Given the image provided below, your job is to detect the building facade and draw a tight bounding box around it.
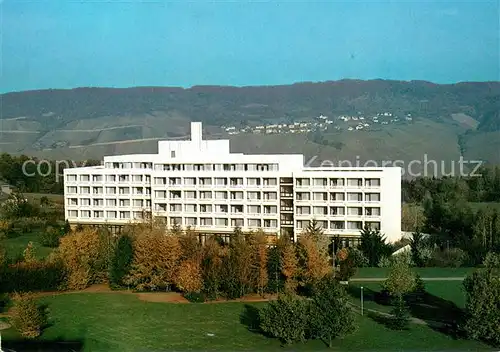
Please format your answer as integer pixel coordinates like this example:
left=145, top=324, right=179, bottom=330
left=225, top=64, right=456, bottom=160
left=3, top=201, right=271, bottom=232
left=64, top=122, right=401, bottom=242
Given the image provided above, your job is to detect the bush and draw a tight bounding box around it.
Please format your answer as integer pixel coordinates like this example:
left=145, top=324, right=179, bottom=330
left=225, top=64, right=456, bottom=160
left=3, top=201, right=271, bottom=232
left=429, top=248, right=468, bottom=267
left=390, top=295, right=411, bottom=330
left=348, top=248, right=369, bottom=267
left=378, top=256, right=391, bottom=268
left=10, top=292, right=47, bottom=339
left=407, top=274, right=426, bottom=304
left=39, top=226, right=62, bottom=248
left=0, top=260, right=66, bottom=293
left=259, top=293, right=310, bottom=346
left=184, top=291, right=205, bottom=303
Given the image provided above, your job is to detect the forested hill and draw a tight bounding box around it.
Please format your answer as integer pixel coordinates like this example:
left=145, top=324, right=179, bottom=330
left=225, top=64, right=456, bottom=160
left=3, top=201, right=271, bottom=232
left=0, top=79, right=499, bottom=169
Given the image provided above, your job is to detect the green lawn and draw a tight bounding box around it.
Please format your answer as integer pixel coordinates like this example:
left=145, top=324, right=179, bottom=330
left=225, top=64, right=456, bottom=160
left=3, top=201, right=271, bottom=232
left=353, top=267, right=475, bottom=279
left=1, top=231, right=53, bottom=259
left=1, top=293, right=493, bottom=352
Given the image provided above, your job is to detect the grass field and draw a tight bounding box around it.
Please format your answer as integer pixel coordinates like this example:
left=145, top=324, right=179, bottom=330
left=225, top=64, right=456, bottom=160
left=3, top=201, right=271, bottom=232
left=1, top=291, right=493, bottom=352
left=1, top=231, right=53, bottom=259
left=353, top=267, right=475, bottom=279
left=24, top=193, right=64, bottom=206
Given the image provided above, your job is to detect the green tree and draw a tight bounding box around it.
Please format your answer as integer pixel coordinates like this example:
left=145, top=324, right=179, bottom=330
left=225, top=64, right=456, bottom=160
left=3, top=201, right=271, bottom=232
left=309, top=275, right=356, bottom=347
left=409, top=231, right=426, bottom=267
left=259, top=293, right=310, bottom=346
left=359, top=225, right=392, bottom=267
left=109, top=234, right=134, bottom=288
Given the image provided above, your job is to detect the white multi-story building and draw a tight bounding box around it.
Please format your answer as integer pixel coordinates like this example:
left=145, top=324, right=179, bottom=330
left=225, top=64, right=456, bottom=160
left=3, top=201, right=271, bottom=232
left=64, top=122, right=401, bottom=242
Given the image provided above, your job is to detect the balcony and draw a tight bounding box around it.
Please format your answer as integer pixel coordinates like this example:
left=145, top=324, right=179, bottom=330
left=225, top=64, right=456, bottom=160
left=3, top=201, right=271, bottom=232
left=280, top=193, right=293, bottom=198
left=280, top=220, right=294, bottom=226
left=280, top=206, right=293, bottom=212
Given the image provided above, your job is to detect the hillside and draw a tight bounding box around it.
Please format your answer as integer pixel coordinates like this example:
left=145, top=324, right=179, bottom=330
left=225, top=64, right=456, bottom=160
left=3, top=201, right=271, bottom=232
left=0, top=79, right=499, bottom=175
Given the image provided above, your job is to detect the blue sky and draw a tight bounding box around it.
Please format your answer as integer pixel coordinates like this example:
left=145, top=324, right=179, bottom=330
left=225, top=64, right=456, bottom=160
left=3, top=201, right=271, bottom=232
left=1, top=0, right=499, bottom=93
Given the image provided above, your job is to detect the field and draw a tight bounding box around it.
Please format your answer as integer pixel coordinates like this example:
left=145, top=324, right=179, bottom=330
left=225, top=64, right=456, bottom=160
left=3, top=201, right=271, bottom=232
left=1, top=231, right=53, bottom=259
left=0, top=284, right=494, bottom=352
left=353, top=267, right=474, bottom=279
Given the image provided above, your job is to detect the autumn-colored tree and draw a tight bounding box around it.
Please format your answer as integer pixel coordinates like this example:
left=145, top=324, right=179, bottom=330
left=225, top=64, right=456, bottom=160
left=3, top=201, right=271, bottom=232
left=10, top=292, right=47, bottom=338
left=57, top=228, right=104, bottom=289
left=297, top=233, right=331, bottom=288
left=248, top=230, right=269, bottom=296
left=124, top=226, right=182, bottom=291
left=23, top=241, right=37, bottom=264
left=278, top=236, right=299, bottom=293
left=175, top=229, right=203, bottom=293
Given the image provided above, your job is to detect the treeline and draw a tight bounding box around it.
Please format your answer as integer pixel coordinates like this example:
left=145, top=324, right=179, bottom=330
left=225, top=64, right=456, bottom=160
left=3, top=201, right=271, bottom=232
left=402, top=166, right=500, bottom=203
left=0, top=153, right=99, bottom=194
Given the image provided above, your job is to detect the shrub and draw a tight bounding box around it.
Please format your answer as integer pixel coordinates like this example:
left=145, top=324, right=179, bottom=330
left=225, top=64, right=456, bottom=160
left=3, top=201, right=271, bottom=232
left=39, top=226, right=62, bottom=248
left=259, top=293, right=310, bottom=346
left=309, top=275, right=357, bottom=347
left=348, top=248, right=369, bottom=267
left=391, top=251, right=415, bottom=267
left=10, top=292, right=47, bottom=338
left=378, top=256, right=391, bottom=268
left=175, top=259, right=203, bottom=293
left=407, top=274, right=426, bottom=304
left=429, top=248, right=468, bottom=267
left=0, top=260, right=66, bottom=293
left=337, top=253, right=356, bottom=281
left=184, top=291, right=205, bottom=303
left=390, top=295, right=411, bottom=330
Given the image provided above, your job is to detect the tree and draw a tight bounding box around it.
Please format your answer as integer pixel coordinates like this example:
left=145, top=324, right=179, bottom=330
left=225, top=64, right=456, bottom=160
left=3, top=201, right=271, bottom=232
left=409, top=231, right=426, bottom=267
left=279, top=237, right=299, bottom=293
left=304, top=219, right=324, bottom=238
left=463, top=257, right=500, bottom=346
left=109, top=234, right=134, bottom=288
left=259, top=293, right=310, bottom=346
left=23, top=241, right=37, bottom=264
left=382, top=258, right=416, bottom=330
left=297, top=232, right=331, bottom=289
left=124, top=226, right=182, bottom=291
left=309, top=275, right=357, bottom=347
left=201, top=235, right=225, bottom=299
left=248, top=230, right=269, bottom=296
left=10, top=292, right=47, bottom=338
left=359, top=225, right=392, bottom=267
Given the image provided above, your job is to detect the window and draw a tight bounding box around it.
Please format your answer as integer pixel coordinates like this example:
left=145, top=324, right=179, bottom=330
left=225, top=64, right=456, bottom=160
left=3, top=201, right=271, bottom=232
left=66, top=175, right=77, bottom=182
left=313, top=206, right=328, bottom=215
left=119, top=199, right=130, bottom=207
left=107, top=211, right=117, bottom=218
left=155, top=190, right=166, bottom=198
left=93, top=187, right=103, bottom=194
left=231, top=218, right=244, bottom=227
left=365, top=193, right=381, bottom=202
left=133, top=175, right=143, bottom=182
left=215, top=218, right=228, bottom=226
left=263, top=178, right=277, bottom=186
left=185, top=204, right=197, bottom=213
left=171, top=150, right=176, bottom=158
left=347, top=178, right=363, bottom=187
left=312, top=178, right=327, bottom=187
left=199, top=177, right=212, bottom=186
left=331, top=192, right=345, bottom=201
left=93, top=210, right=104, bottom=218
left=247, top=205, right=261, bottom=214
left=80, top=175, right=90, bottom=182
left=248, top=219, right=261, bottom=228
left=106, top=199, right=117, bottom=207
left=296, top=206, right=311, bottom=215
left=215, top=177, right=227, bottom=186
left=365, top=207, right=381, bottom=216
left=313, top=192, right=327, bottom=201
left=80, top=210, right=91, bottom=218
left=169, top=177, right=181, bottom=185
left=263, top=205, right=277, bottom=214
left=330, top=221, right=345, bottom=230
left=133, top=199, right=143, bottom=207
left=185, top=217, right=197, bottom=226
left=133, top=187, right=143, bottom=195
left=347, top=207, right=362, bottom=216
left=67, top=186, right=77, bottom=194
left=155, top=177, right=166, bottom=185
left=156, top=203, right=167, bottom=212
left=118, top=175, right=129, bottom=182
left=169, top=191, right=181, bottom=199
left=347, top=221, right=363, bottom=230
left=296, top=220, right=308, bottom=229
left=170, top=217, right=182, bottom=225
left=200, top=218, right=213, bottom=226
left=184, top=191, right=197, bottom=199
left=230, top=191, right=244, bottom=200
left=169, top=204, right=182, bottom=212
left=68, top=198, right=78, bottom=206
left=365, top=221, right=381, bottom=230
left=365, top=178, right=381, bottom=187
left=92, top=175, right=103, bottom=182
left=68, top=210, right=78, bottom=217
left=184, top=177, right=196, bottom=186
left=80, top=186, right=90, bottom=194
left=118, top=187, right=129, bottom=195
left=296, top=192, right=310, bottom=201
left=330, top=206, right=345, bottom=216
left=81, top=198, right=91, bottom=206
left=231, top=205, right=244, bottom=213
left=247, top=178, right=261, bottom=186
left=199, top=191, right=212, bottom=199
left=200, top=204, right=212, bottom=213
left=263, top=192, right=277, bottom=200
left=106, top=187, right=116, bottom=195
left=347, top=192, right=363, bottom=202
left=133, top=211, right=144, bottom=220
left=230, top=178, right=243, bottom=186
left=93, top=198, right=104, bottom=207
left=330, top=178, right=344, bottom=187
left=247, top=192, right=261, bottom=200
left=264, top=219, right=278, bottom=228
left=296, top=178, right=310, bottom=187
left=106, top=175, right=116, bottom=182
left=215, top=191, right=227, bottom=200
left=215, top=204, right=228, bottom=213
